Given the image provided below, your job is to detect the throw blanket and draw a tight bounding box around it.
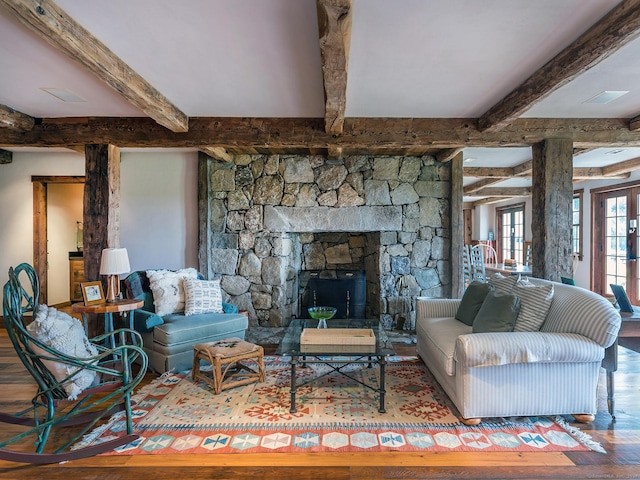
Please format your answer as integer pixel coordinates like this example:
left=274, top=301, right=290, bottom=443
left=27, top=305, right=98, bottom=399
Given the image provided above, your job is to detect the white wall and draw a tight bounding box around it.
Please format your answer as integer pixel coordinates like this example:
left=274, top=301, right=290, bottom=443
left=0, top=149, right=199, bottom=307
left=120, top=150, right=199, bottom=271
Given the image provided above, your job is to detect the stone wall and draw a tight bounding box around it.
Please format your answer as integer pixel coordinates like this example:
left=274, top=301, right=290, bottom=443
left=200, top=153, right=451, bottom=331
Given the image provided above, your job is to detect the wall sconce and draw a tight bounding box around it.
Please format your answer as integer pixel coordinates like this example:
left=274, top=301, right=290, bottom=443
left=100, top=248, right=131, bottom=302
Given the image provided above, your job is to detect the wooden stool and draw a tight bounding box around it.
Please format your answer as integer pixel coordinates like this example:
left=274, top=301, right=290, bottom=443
left=192, top=338, right=265, bottom=394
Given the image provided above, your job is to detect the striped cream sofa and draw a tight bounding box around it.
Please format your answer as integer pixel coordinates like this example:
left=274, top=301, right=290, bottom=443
left=416, top=278, right=621, bottom=425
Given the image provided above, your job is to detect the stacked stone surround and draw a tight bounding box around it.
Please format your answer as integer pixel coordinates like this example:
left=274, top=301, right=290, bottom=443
left=202, top=153, right=452, bottom=331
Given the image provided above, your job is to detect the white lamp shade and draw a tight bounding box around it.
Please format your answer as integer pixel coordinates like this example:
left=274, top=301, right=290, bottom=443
left=100, top=248, right=131, bottom=275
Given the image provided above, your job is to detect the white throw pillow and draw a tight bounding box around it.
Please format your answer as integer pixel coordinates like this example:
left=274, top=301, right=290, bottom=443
left=513, top=278, right=554, bottom=331
left=183, top=278, right=224, bottom=316
left=146, top=268, right=198, bottom=316
left=27, top=305, right=99, bottom=400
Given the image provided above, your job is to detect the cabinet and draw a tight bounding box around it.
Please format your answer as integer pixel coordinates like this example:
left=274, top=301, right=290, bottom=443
left=69, top=254, right=84, bottom=302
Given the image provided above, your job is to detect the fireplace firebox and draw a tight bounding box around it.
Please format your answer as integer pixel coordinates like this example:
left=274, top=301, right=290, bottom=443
left=301, top=270, right=366, bottom=319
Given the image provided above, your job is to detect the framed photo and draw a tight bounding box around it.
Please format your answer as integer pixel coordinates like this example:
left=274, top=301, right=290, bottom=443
left=81, top=281, right=104, bottom=306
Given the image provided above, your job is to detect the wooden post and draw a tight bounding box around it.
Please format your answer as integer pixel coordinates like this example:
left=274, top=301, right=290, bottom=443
left=198, top=151, right=214, bottom=278
left=531, top=138, right=574, bottom=281
left=83, top=144, right=121, bottom=335
left=451, top=151, right=464, bottom=298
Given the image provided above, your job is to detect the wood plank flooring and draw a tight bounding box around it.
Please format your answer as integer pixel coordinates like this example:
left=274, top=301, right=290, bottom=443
left=0, top=329, right=638, bottom=480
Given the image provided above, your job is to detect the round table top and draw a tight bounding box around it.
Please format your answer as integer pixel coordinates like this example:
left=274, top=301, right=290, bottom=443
left=72, top=298, right=143, bottom=314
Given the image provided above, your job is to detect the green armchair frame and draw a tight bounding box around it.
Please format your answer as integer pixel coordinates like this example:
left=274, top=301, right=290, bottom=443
left=0, top=263, right=148, bottom=464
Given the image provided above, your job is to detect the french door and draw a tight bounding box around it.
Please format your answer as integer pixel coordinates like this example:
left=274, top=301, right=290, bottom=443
left=594, top=186, right=640, bottom=303
left=497, top=204, right=524, bottom=264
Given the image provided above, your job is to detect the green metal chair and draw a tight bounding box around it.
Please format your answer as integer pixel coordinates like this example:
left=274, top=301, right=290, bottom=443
left=0, top=263, right=148, bottom=464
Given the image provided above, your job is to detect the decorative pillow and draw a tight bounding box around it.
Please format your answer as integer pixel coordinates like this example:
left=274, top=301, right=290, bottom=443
left=27, top=305, right=98, bottom=400
left=455, top=281, right=493, bottom=326
left=472, top=291, right=521, bottom=333
left=513, top=278, right=554, bottom=331
left=488, top=273, right=518, bottom=294
left=146, top=268, right=198, bottom=316
left=184, top=278, right=224, bottom=316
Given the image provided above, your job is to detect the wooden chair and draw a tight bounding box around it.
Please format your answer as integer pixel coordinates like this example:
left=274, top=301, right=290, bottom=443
left=0, top=263, right=148, bottom=464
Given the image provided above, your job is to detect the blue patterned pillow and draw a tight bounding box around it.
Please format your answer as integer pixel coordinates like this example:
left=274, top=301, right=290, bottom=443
left=183, top=278, right=224, bottom=316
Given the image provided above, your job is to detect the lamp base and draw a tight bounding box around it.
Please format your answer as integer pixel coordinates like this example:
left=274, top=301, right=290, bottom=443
left=105, top=274, right=120, bottom=302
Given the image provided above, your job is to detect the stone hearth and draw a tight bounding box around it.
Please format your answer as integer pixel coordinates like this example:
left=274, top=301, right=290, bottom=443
left=199, top=153, right=452, bottom=331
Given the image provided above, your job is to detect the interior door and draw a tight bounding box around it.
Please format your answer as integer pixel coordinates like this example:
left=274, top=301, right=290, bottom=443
left=596, top=188, right=640, bottom=303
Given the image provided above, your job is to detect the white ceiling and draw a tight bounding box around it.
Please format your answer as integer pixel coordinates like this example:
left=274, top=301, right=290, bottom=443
left=2, top=0, right=640, bottom=202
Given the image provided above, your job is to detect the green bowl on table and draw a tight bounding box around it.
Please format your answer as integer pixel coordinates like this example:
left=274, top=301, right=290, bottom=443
left=308, top=306, right=337, bottom=328
left=308, top=306, right=337, bottom=320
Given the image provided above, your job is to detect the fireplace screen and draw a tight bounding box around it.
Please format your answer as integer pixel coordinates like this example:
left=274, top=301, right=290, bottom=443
left=303, top=270, right=366, bottom=319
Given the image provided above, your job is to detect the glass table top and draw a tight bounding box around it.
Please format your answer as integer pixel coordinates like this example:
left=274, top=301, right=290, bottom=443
left=275, top=317, right=396, bottom=357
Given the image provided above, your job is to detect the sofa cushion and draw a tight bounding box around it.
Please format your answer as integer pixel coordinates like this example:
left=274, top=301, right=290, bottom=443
left=415, top=316, right=471, bottom=376
left=472, top=291, right=520, bottom=333
left=151, top=312, right=248, bottom=347
left=513, top=278, right=554, bottom=331
left=147, top=268, right=198, bottom=316
left=455, top=281, right=493, bottom=326
left=488, top=273, right=518, bottom=294
left=184, top=278, right=224, bottom=316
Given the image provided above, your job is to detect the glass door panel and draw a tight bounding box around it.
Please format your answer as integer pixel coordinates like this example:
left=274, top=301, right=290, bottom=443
left=604, top=195, right=627, bottom=294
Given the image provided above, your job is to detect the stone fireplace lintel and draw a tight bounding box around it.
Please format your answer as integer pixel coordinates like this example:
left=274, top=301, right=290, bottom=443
left=264, top=205, right=403, bottom=233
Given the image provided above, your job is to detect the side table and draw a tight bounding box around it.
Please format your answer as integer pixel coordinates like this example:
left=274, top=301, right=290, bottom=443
left=72, top=298, right=143, bottom=348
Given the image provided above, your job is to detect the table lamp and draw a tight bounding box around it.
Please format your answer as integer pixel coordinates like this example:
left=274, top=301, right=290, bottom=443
left=100, top=248, right=130, bottom=302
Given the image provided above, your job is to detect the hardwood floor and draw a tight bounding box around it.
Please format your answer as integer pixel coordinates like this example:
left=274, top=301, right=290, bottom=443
left=0, top=329, right=639, bottom=480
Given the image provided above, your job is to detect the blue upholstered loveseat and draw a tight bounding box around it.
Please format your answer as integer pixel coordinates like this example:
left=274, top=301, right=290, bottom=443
left=123, top=270, right=248, bottom=373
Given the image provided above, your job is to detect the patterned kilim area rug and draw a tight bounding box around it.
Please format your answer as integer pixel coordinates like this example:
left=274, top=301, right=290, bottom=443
left=76, top=356, right=604, bottom=455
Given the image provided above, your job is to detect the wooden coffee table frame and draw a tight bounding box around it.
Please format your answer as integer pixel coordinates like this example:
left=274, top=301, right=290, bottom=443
left=288, top=353, right=388, bottom=413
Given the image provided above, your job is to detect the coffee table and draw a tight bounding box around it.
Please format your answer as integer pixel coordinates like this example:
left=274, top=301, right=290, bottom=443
left=275, top=318, right=396, bottom=413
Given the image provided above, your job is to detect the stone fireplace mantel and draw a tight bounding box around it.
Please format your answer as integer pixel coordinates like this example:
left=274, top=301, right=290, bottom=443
left=264, top=205, right=403, bottom=233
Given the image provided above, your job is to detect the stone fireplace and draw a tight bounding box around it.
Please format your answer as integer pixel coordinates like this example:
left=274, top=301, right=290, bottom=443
left=199, top=153, right=452, bottom=331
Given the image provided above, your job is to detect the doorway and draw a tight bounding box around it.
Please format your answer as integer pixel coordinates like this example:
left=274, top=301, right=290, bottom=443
left=32, top=176, right=84, bottom=305
left=593, top=183, right=640, bottom=303
left=496, top=203, right=525, bottom=264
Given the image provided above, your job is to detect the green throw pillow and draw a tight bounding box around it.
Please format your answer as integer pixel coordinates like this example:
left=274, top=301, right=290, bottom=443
left=456, top=281, right=493, bottom=326
left=472, top=291, right=521, bottom=333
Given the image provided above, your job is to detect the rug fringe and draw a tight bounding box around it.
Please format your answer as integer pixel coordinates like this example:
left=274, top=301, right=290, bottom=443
left=554, top=416, right=605, bottom=453
left=70, top=421, right=114, bottom=451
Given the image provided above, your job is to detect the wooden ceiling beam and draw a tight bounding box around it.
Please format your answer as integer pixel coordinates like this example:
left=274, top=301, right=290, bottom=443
left=471, top=197, right=510, bottom=207
left=463, top=167, right=513, bottom=178
left=0, top=103, right=35, bottom=131
left=436, top=148, right=463, bottom=163
left=317, top=0, right=352, bottom=135
left=478, top=0, right=640, bottom=132
left=2, top=0, right=188, bottom=133
left=200, top=147, right=234, bottom=162
left=573, top=168, right=629, bottom=179
left=472, top=187, right=531, bottom=197
left=601, top=156, right=640, bottom=176
left=3, top=117, right=640, bottom=150
left=463, top=177, right=505, bottom=194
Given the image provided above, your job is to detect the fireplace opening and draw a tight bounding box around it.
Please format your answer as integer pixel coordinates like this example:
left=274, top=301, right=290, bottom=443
left=301, top=270, right=366, bottom=319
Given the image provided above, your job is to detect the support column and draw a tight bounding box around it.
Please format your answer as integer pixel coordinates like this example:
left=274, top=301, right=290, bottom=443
left=450, top=151, right=464, bottom=298
left=531, top=138, right=573, bottom=281
left=83, top=144, right=121, bottom=284
left=198, top=151, right=214, bottom=278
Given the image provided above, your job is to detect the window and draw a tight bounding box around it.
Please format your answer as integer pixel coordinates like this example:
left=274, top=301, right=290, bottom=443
left=496, top=203, right=525, bottom=264
left=572, top=189, right=583, bottom=260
